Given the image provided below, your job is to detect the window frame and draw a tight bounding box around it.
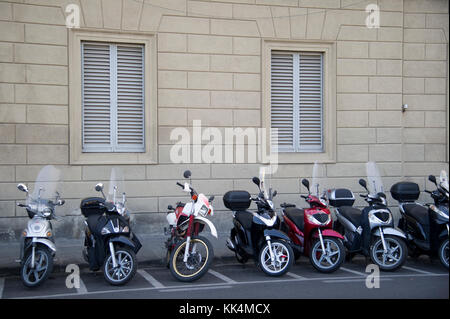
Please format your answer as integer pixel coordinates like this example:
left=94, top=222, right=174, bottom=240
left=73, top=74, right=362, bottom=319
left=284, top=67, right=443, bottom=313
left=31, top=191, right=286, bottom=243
left=69, top=29, right=157, bottom=165
left=262, top=40, right=336, bottom=164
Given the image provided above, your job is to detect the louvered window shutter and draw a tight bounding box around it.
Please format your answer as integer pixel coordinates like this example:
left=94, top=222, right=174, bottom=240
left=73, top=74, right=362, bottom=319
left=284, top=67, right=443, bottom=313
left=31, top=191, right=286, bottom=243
left=271, top=51, right=323, bottom=152
left=82, top=42, right=145, bottom=153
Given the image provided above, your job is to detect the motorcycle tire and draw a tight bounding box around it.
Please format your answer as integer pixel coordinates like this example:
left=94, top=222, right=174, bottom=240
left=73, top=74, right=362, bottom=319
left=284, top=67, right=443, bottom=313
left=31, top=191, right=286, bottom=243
left=21, top=246, right=53, bottom=288
left=258, top=239, right=293, bottom=277
left=169, top=236, right=214, bottom=282
left=310, top=237, right=345, bottom=273
left=438, top=239, right=449, bottom=269
left=103, top=246, right=137, bottom=286
left=370, top=235, right=407, bottom=271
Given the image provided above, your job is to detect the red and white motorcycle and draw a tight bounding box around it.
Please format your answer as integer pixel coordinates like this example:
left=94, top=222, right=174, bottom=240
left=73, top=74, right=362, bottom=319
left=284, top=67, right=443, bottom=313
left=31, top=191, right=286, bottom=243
left=165, top=170, right=217, bottom=282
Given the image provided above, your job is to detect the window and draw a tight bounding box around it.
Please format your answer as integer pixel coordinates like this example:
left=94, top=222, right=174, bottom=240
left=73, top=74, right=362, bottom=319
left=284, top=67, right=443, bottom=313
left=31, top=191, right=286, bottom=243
left=271, top=51, right=323, bottom=152
left=69, top=30, right=157, bottom=165
left=262, top=41, right=336, bottom=164
left=82, top=42, right=145, bottom=153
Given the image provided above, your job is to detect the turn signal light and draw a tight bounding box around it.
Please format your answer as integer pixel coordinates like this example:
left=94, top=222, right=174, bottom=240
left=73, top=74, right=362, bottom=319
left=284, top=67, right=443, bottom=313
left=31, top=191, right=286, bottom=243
left=46, top=231, right=52, bottom=237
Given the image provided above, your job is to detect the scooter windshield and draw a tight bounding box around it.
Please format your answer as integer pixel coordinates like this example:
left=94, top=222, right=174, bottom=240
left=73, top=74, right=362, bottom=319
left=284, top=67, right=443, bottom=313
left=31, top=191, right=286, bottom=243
left=440, top=170, right=449, bottom=194
left=259, top=165, right=274, bottom=200
left=366, top=161, right=384, bottom=196
left=28, top=165, right=62, bottom=203
left=311, top=161, right=327, bottom=197
left=106, top=167, right=125, bottom=204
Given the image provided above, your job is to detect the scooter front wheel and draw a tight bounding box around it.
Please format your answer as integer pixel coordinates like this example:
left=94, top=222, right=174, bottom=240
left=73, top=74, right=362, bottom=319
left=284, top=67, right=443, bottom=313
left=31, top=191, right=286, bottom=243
left=310, top=237, right=345, bottom=273
left=258, top=240, right=293, bottom=277
left=103, top=246, right=137, bottom=286
left=21, top=246, right=53, bottom=288
left=169, top=236, right=213, bottom=282
left=370, top=235, right=407, bottom=271
left=438, top=239, right=449, bottom=269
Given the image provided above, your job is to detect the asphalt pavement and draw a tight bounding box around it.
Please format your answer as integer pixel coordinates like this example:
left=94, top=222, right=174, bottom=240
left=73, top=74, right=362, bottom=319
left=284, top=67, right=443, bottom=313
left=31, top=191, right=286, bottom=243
left=0, top=255, right=448, bottom=299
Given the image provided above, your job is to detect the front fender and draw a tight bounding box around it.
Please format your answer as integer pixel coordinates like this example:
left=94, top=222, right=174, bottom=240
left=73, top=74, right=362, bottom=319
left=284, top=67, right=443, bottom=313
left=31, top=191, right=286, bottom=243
left=373, top=227, right=406, bottom=239
left=312, top=229, right=344, bottom=240
left=32, top=238, right=56, bottom=252
left=263, top=229, right=291, bottom=242
left=109, top=236, right=137, bottom=250
left=195, top=216, right=218, bottom=239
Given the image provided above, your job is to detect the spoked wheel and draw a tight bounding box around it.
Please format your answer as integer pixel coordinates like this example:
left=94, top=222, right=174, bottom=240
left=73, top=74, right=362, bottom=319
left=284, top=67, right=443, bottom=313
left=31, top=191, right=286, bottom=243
left=169, top=236, right=213, bottom=282
left=438, top=239, right=449, bottom=269
left=370, top=235, right=407, bottom=271
left=21, top=247, right=53, bottom=288
left=258, top=240, right=293, bottom=276
left=310, top=237, right=345, bottom=273
left=103, top=246, right=137, bottom=286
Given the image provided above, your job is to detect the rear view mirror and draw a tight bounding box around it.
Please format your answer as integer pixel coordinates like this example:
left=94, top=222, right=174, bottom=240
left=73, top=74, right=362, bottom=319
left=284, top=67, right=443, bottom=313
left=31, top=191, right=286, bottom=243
left=209, top=195, right=215, bottom=202
left=252, top=177, right=260, bottom=187
left=17, top=183, right=28, bottom=193
left=301, top=179, right=310, bottom=192
left=57, top=199, right=65, bottom=206
left=428, top=175, right=437, bottom=185
left=359, top=179, right=368, bottom=190
left=95, top=183, right=104, bottom=192
left=183, top=170, right=192, bottom=179
left=272, top=190, right=277, bottom=198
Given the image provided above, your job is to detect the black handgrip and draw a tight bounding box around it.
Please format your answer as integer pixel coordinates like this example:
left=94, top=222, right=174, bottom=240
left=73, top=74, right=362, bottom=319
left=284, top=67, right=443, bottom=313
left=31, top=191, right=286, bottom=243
left=17, top=203, right=26, bottom=207
left=360, top=194, right=367, bottom=198
left=176, top=182, right=184, bottom=188
left=301, top=195, right=308, bottom=199
left=424, top=190, right=432, bottom=194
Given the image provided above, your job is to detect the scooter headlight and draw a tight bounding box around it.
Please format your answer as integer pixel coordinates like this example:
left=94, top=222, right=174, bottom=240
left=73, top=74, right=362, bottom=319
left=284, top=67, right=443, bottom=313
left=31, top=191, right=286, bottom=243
left=199, top=205, right=209, bottom=217
left=368, top=209, right=392, bottom=225
left=307, top=212, right=330, bottom=226
left=42, top=207, right=52, bottom=217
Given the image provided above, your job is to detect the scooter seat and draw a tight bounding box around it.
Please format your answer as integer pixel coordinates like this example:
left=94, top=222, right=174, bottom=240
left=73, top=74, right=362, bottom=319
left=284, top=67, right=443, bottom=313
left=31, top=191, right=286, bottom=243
left=338, top=206, right=362, bottom=227
left=284, top=207, right=304, bottom=231
left=235, top=210, right=254, bottom=230
left=402, top=204, right=429, bottom=226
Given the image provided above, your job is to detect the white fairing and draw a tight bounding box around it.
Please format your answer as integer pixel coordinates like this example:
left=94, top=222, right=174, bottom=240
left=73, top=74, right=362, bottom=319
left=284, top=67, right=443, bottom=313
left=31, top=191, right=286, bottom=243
left=252, top=212, right=277, bottom=227
left=195, top=216, right=218, bottom=238
left=182, top=202, right=194, bottom=216
left=166, top=212, right=177, bottom=226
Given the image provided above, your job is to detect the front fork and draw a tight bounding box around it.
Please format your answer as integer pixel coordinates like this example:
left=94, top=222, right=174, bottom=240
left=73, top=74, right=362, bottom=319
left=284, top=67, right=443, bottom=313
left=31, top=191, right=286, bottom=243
left=378, top=227, right=388, bottom=253
left=109, top=242, right=118, bottom=268
left=265, top=236, right=275, bottom=263
left=318, top=228, right=327, bottom=255
left=183, top=215, right=195, bottom=263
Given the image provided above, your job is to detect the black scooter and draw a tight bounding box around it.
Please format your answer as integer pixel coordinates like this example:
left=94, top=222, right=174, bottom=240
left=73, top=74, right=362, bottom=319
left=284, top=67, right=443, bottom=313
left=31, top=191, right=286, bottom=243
left=224, top=177, right=294, bottom=276
left=391, top=173, right=449, bottom=268
left=80, top=183, right=142, bottom=285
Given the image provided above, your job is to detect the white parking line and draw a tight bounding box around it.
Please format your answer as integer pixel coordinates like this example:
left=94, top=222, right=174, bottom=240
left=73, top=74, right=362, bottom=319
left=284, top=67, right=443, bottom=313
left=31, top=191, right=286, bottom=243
left=159, top=285, right=232, bottom=293
left=286, top=272, right=306, bottom=280
left=402, top=266, right=435, bottom=275
left=0, top=278, right=4, bottom=299
left=340, top=267, right=366, bottom=276
left=137, top=269, right=165, bottom=288
left=208, top=270, right=237, bottom=284
left=9, top=272, right=448, bottom=299
left=323, top=278, right=392, bottom=284
left=77, top=278, right=88, bottom=294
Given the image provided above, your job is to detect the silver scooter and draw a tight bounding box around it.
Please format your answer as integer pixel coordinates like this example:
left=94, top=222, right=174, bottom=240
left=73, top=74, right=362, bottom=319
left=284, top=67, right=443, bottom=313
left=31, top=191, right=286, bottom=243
left=16, top=165, right=65, bottom=287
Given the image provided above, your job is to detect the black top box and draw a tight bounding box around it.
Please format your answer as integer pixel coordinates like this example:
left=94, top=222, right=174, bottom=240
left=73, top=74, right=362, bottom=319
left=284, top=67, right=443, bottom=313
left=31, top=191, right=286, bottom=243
left=390, top=182, right=420, bottom=202
left=327, top=188, right=355, bottom=207
left=223, top=190, right=251, bottom=211
left=80, top=197, right=106, bottom=217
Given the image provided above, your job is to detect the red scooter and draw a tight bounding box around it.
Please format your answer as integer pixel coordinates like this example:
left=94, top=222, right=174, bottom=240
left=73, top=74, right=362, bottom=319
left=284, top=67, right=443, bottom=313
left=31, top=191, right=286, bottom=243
left=280, top=178, right=345, bottom=273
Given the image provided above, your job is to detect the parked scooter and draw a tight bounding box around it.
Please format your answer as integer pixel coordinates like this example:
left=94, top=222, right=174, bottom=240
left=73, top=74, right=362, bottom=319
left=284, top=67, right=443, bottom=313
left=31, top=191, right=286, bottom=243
left=225, top=174, right=294, bottom=276
left=16, top=165, right=65, bottom=287
left=331, top=162, right=408, bottom=271
left=280, top=172, right=345, bottom=273
left=391, top=170, right=449, bottom=268
left=80, top=168, right=141, bottom=285
left=165, top=170, right=217, bottom=282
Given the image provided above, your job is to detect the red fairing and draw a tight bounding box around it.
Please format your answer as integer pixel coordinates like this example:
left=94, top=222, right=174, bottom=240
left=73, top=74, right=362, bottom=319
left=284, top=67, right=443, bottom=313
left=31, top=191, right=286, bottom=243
left=312, top=228, right=344, bottom=240
left=306, top=195, right=327, bottom=208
